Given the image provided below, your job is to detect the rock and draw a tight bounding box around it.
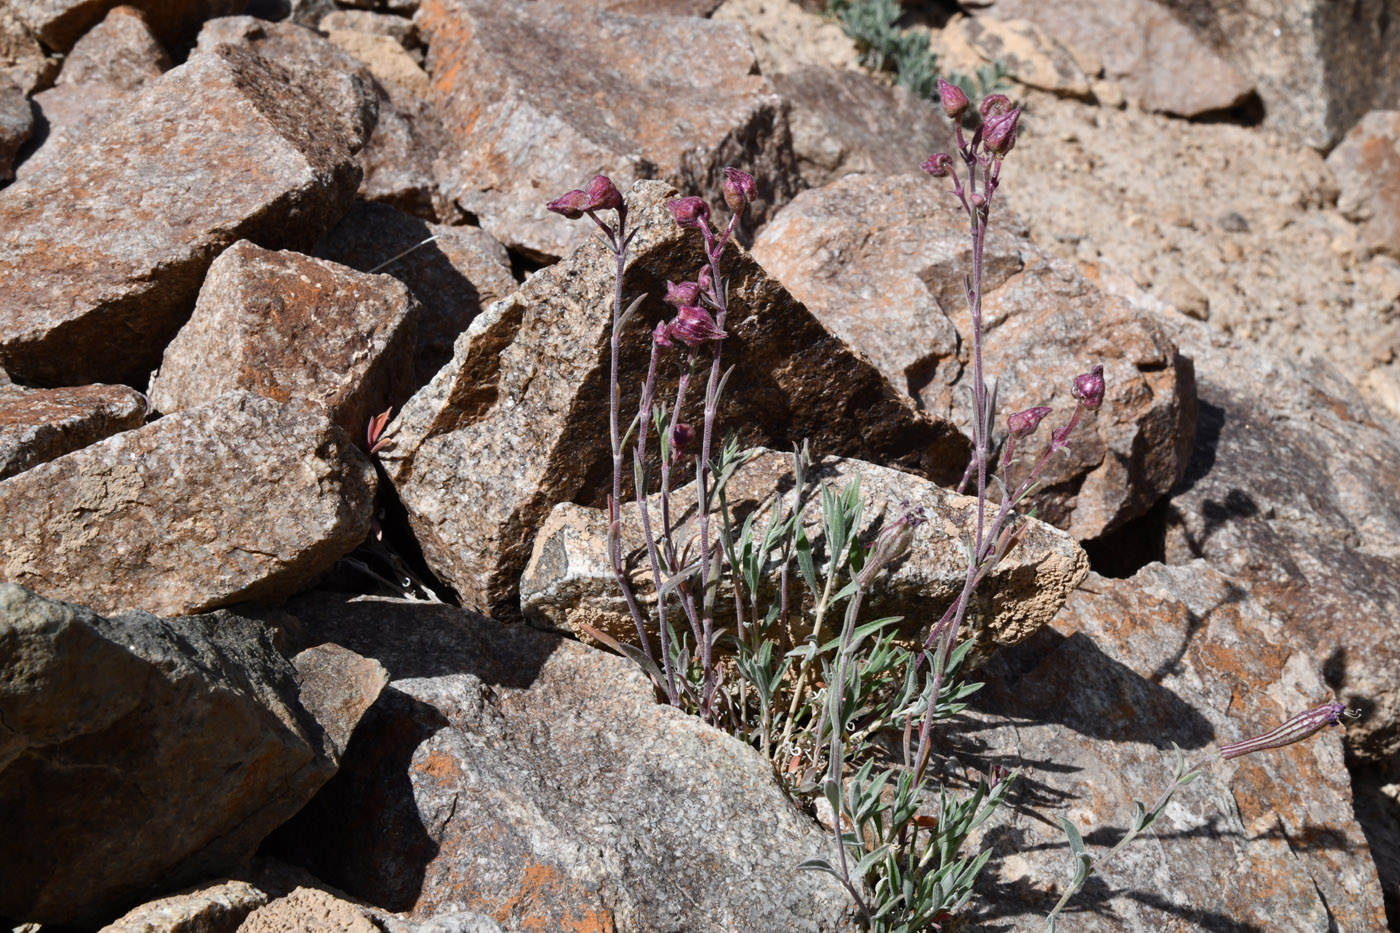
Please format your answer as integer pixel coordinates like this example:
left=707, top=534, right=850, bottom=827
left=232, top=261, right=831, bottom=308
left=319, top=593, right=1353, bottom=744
left=941, top=15, right=1092, bottom=99
left=711, top=0, right=860, bottom=78
left=418, top=0, right=800, bottom=260
left=549, top=0, right=725, bottom=14
left=753, top=173, right=1197, bottom=540
left=149, top=241, right=419, bottom=443
left=17, top=80, right=135, bottom=181
left=290, top=644, right=390, bottom=759
left=0, top=75, right=31, bottom=183
left=54, top=5, right=170, bottom=91
left=963, top=563, right=1388, bottom=932
left=0, top=9, right=57, bottom=95
left=354, top=76, right=444, bottom=220
left=522, top=447, right=1089, bottom=666
left=0, top=586, right=383, bottom=927
left=769, top=65, right=957, bottom=189
left=324, top=28, right=428, bottom=97
left=0, top=391, right=376, bottom=617
left=379, top=180, right=970, bottom=617
left=236, top=887, right=379, bottom=933
left=312, top=201, right=517, bottom=386
left=6, top=0, right=245, bottom=52
left=99, top=879, right=271, bottom=933
left=1326, top=110, right=1400, bottom=260
left=0, top=383, right=146, bottom=480
left=317, top=10, right=419, bottom=47
left=972, top=0, right=1253, bottom=116
left=266, top=594, right=856, bottom=931
left=0, top=43, right=375, bottom=386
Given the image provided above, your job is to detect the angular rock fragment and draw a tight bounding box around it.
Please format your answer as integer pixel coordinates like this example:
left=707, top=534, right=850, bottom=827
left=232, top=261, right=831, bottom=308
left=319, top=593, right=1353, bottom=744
left=0, top=9, right=57, bottom=95
left=380, top=180, right=970, bottom=617
left=753, top=174, right=1197, bottom=540
left=98, top=878, right=270, bottom=933
left=418, top=0, right=801, bottom=259
left=1327, top=110, right=1400, bottom=260
left=0, top=585, right=384, bottom=927
left=18, top=80, right=135, bottom=180
left=313, top=201, right=516, bottom=384
left=268, top=594, right=855, bottom=931
left=6, top=0, right=245, bottom=52
left=0, top=75, right=31, bottom=183
left=54, top=5, right=170, bottom=90
left=769, top=65, right=956, bottom=188
left=290, top=643, right=389, bottom=758
left=964, top=563, right=1387, bottom=932
left=0, top=383, right=146, bottom=480
left=0, top=391, right=376, bottom=617
left=523, top=448, right=1089, bottom=665
left=941, top=14, right=1091, bottom=99
left=318, top=10, right=419, bottom=47
left=149, top=241, right=419, bottom=442
left=0, top=44, right=374, bottom=386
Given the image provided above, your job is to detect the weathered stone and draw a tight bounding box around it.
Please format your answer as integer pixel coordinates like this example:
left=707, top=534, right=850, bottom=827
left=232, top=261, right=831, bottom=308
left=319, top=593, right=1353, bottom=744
left=290, top=643, right=389, bottom=759
left=0, top=586, right=360, bottom=927
left=318, top=10, right=419, bottom=47
left=7, top=0, right=245, bottom=52
left=0, top=75, right=31, bottom=183
left=17, top=80, right=134, bottom=181
left=973, top=0, right=1253, bottom=116
left=55, top=5, right=170, bottom=91
left=99, top=879, right=271, bottom=933
left=149, top=241, right=419, bottom=443
left=268, top=594, right=856, bottom=931
left=753, top=173, right=1196, bottom=540
left=379, top=180, right=970, bottom=617
left=312, top=201, right=516, bottom=385
left=0, top=9, right=57, bottom=95
left=0, top=391, right=376, bottom=617
left=324, top=28, right=428, bottom=97
left=356, top=76, right=443, bottom=220
left=523, top=447, right=1089, bottom=665
left=962, top=563, right=1387, bottom=932
left=549, top=0, right=724, bottom=14
left=0, top=44, right=375, bottom=386
left=418, top=0, right=800, bottom=260
left=237, top=886, right=378, bottom=933
left=0, top=383, right=146, bottom=480
left=1327, top=110, right=1400, bottom=260
left=941, top=15, right=1092, bottom=99
left=769, top=65, right=956, bottom=189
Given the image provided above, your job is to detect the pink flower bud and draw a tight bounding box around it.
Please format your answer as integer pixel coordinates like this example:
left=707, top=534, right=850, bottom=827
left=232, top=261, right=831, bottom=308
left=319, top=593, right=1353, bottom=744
left=670, top=305, right=726, bottom=348
left=670, top=421, right=696, bottom=454
left=722, top=167, right=757, bottom=213
left=653, top=319, right=674, bottom=348
left=857, top=504, right=927, bottom=589
left=584, top=174, right=622, bottom=212
left=1071, top=364, right=1105, bottom=410
left=697, top=265, right=713, bottom=296
left=921, top=153, right=954, bottom=177
left=979, top=94, right=1012, bottom=119
left=969, top=192, right=987, bottom=209
left=937, top=77, right=969, bottom=119
left=545, top=188, right=590, bottom=219
left=983, top=107, right=1021, bottom=158
left=665, top=280, right=701, bottom=307
left=668, top=196, right=711, bottom=230
left=1218, top=702, right=1350, bottom=760
left=1007, top=406, right=1052, bottom=439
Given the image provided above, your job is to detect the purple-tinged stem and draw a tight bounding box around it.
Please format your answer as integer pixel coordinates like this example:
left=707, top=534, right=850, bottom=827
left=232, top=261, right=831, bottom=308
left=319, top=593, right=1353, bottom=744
left=634, top=342, right=680, bottom=704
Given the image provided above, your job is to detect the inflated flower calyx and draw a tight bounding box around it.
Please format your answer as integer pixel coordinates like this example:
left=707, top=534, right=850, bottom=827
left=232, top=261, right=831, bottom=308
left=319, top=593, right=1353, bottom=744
left=546, top=175, right=623, bottom=218
left=653, top=319, right=674, bottom=348
left=937, top=77, right=969, bottom=120
left=983, top=107, right=1021, bottom=158
left=856, top=505, right=928, bottom=589
left=921, top=153, right=953, bottom=177
left=1218, top=702, right=1352, bottom=760
left=667, top=196, right=711, bottom=230
left=1071, top=364, right=1105, bottom=410
left=1007, top=406, right=1053, bottom=439
left=665, top=280, right=702, bottom=307
left=670, top=305, right=726, bottom=348
left=722, top=167, right=757, bottom=213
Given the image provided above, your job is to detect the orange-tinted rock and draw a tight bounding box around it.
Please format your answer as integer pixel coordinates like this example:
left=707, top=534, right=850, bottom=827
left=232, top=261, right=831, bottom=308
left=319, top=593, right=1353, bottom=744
left=0, top=75, right=31, bottom=183
left=0, top=383, right=146, bottom=479
left=6, top=0, right=244, bottom=52
left=54, top=5, right=170, bottom=91
left=0, top=9, right=57, bottom=95
left=1327, top=110, right=1400, bottom=260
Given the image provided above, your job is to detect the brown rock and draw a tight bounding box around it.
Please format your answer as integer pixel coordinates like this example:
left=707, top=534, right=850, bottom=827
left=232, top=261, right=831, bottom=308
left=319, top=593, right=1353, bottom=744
left=267, top=594, right=855, bottom=930
left=522, top=447, right=1089, bottom=665
left=0, top=383, right=146, bottom=480
left=0, top=44, right=375, bottom=386
left=0, top=75, right=31, bottom=183
left=236, top=887, right=378, bottom=933
left=941, top=15, right=1092, bottom=99
left=973, top=0, right=1253, bottom=116
left=149, top=241, right=419, bottom=442
left=418, top=0, right=800, bottom=260
left=550, top=0, right=724, bottom=14
left=769, top=65, right=956, bottom=189
left=99, top=878, right=270, bottom=933
left=1327, top=110, right=1400, bottom=260
left=753, top=173, right=1197, bottom=539
left=0, top=9, right=57, bottom=95
left=6, top=0, right=245, bottom=52
left=317, top=10, right=419, bottom=47
left=312, top=201, right=517, bottom=385
left=17, top=80, right=135, bottom=180
left=0, top=391, right=376, bottom=617
left=964, top=564, right=1387, bottom=932
left=379, top=180, right=970, bottom=617
left=324, top=28, right=428, bottom=97
left=0, top=586, right=349, bottom=927
left=54, top=5, right=170, bottom=91
left=355, top=78, right=444, bottom=220
left=290, top=644, right=389, bottom=759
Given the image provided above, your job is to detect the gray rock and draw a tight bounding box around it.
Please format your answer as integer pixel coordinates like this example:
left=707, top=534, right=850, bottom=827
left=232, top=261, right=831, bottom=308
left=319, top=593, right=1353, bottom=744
left=54, top=5, right=170, bottom=91
left=0, top=9, right=57, bottom=95
left=268, top=594, right=857, bottom=931
left=0, top=585, right=384, bottom=927
left=0, top=43, right=374, bottom=386
left=6, top=0, right=245, bottom=52
left=0, top=74, right=32, bottom=183
left=1326, top=110, right=1400, bottom=260
left=317, top=10, right=419, bottom=47
left=0, top=383, right=147, bottom=480
left=98, top=878, right=270, bottom=933
left=0, top=391, right=376, bottom=617
left=18, top=79, right=135, bottom=181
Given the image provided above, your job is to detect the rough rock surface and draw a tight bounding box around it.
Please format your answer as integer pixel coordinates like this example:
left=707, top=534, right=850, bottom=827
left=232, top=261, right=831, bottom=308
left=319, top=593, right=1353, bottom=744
left=6, top=0, right=245, bottom=52
left=0, top=383, right=146, bottom=480
left=754, top=174, right=1197, bottom=539
left=712, top=0, right=860, bottom=77
left=269, top=594, right=857, bottom=931
left=0, top=9, right=57, bottom=95
left=941, top=15, right=1092, bottom=100
left=98, top=878, right=271, bottom=933
left=149, top=241, right=419, bottom=441
left=0, top=43, right=374, bottom=386
left=1327, top=110, right=1400, bottom=261
left=523, top=448, right=1089, bottom=665
left=54, top=5, right=170, bottom=90
left=236, top=887, right=379, bottom=933
left=769, top=65, right=956, bottom=189
left=0, top=391, right=376, bottom=617
left=380, top=180, right=970, bottom=617
left=318, top=10, right=419, bottom=46
left=0, top=585, right=381, bottom=927
left=418, top=0, right=801, bottom=259
left=962, top=563, right=1387, bottom=932
left=0, top=75, right=32, bottom=183
left=18, top=80, right=136, bottom=181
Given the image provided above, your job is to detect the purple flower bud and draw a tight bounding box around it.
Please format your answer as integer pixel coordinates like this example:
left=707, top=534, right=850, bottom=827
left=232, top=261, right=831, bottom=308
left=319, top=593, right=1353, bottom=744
left=665, top=280, right=701, bottom=307
left=697, top=265, right=713, bottom=296
left=722, top=167, right=757, bottom=213
left=857, top=504, right=927, bottom=589
left=584, top=174, right=622, bottom=212
left=668, top=196, right=711, bottom=230
left=653, top=319, right=674, bottom=348
left=1007, top=406, right=1053, bottom=439
left=983, top=107, right=1021, bottom=158
left=545, top=188, right=590, bottom=219
left=921, top=153, right=954, bottom=177
left=670, top=305, right=726, bottom=348
left=670, top=421, right=696, bottom=454
left=1071, top=364, right=1105, bottom=411
left=937, top=77, right=969, bottom=119
left=969, top=192, right=987, bottom=209
left=980, top=94, right=1012, bottom=119
left=1219, top=701, right=1350, bottom=761
left=987, top=764, right=1011, bottom=790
